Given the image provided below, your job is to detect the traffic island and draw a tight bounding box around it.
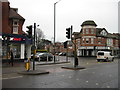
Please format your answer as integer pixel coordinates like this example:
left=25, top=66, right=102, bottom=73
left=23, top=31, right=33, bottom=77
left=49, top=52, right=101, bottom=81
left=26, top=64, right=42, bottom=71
left=61, top=66, right=85, bottom=70
left=37, top=61, right=70, bottom=65
left=18, top=70, right=49, bottom=75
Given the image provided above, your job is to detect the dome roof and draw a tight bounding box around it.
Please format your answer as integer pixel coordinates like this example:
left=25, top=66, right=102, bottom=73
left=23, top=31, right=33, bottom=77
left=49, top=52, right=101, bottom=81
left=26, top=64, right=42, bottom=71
left=81, top=20, right=97, bottom=27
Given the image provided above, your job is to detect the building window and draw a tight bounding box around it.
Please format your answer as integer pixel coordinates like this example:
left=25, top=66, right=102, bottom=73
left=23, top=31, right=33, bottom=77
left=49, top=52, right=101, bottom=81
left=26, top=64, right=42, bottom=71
left=82, top=38, right=84, bottom=44
left=82, top=29, right=84, bottom=34
left=116, top=40, right=118, bottom=46
left=86, top=38, right=89, bottom=44
left=13, top=21, right=18, bottom=26
left=107, top=39, right=113, bottom=46
left=91, top=38, right=94, bottom=44
left=98, top=37, right=101, bottom=44
left=13, top=19, right=19, bottom=26
left=101, top=30, right=107, bottom=36
left=86, top=28, right=89, bottom=34
left=13, top=19, right=19, bottom=34
left=98, top=41, right=101, bottom=44
left=98, top=37, right=101, bottom=39
left=13, top=26, right=18, bottom=34
left=91, top=29, right=94, bottom=34
left=77, top=40, right=80, bottom=48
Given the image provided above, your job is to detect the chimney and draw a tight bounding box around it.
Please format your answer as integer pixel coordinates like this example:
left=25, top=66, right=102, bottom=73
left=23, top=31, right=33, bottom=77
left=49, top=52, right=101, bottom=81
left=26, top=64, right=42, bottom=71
left=2, top=1, right=11, bottom=34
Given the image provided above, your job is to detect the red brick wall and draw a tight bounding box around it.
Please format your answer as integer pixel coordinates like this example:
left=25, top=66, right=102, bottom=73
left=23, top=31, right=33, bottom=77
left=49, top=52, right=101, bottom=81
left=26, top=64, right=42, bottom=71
left=2, top=2, right=11, bottom=34
left=2, top=2, right=24, bottom=35
left=82, top=28, right=96, bottom=37
left=18, top=20, right=24, bottom=34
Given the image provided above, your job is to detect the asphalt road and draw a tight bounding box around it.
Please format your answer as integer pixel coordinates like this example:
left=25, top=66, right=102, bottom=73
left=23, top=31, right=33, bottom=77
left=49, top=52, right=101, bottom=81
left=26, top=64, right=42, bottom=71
left=2, top=57, right=118, bottom=88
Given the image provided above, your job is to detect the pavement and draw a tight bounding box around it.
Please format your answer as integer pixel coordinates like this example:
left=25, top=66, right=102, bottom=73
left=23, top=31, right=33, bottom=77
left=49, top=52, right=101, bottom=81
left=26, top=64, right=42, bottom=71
left=61, top=66, right=85, bottom=70
left=1, top=56, right=98, bottom=75
left=2, top=59, right=70, bottom=75
left=2, top=56, right=118, bottom=75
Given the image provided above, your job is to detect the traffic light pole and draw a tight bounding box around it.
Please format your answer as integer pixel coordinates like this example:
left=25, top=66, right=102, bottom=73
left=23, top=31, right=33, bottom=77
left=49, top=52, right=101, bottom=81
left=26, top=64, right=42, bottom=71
left=33, top=23, right=36, bottom=70
left=71, top=25, right=78, bottom=67
left=66, top=42, right=68, bottom=62
left=72, top=40, right=78, bottom=67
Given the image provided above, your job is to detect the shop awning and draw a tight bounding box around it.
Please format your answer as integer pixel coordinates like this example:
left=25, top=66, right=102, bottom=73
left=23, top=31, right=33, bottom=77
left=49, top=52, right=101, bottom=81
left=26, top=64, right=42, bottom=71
left=2, top=33, right=32, bottom=44
left=2, top=33, right=27, bottom=38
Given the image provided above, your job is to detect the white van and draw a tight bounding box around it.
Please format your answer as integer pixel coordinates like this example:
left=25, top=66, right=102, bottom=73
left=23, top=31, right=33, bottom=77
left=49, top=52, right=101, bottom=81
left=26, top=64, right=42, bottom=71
left=97, top=51, right=114, bottom=62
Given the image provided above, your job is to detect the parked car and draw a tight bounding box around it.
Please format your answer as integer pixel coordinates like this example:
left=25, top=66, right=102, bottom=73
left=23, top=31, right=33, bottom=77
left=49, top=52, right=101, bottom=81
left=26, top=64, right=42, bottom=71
left=97, top=51, right=114, bottom=62
left=59, top=52, right=66, bottom=56
left=31, top=53, right=53, bottom=61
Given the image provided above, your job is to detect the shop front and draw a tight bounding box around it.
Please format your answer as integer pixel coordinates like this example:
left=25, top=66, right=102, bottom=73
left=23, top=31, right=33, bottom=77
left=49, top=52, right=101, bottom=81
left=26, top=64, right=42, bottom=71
left=2, top=33, right=32, bottom=61
left=77, top=46, right=112, bottom=57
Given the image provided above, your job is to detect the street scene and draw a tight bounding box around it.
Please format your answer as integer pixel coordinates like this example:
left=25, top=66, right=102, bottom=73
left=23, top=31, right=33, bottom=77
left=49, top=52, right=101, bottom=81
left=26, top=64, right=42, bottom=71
left=2, top=57, right=118, bottom=88
left=0, top=0, right=120, bottom=89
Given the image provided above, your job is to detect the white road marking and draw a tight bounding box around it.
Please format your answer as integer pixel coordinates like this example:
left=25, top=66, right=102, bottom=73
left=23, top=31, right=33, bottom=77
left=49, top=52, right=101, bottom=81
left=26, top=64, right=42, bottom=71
left=86, top=81, right=89, bottom=83
left=107, top=86, right=110, bottom=88
left=92, top=72, right=95, bottom=74
left=2, top=76, right=23, bottom=80
left=79, top=69, right=87, bottom=71
left=96, top=83, right=99, bottom=85
left=109, top=74, right=112, bottom=77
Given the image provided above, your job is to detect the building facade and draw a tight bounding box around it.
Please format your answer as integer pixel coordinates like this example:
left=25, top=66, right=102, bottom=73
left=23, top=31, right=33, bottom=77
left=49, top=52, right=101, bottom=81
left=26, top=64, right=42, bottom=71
left=75, top=20, right=120, bottom=57
left=1, top=1, right=31, bottom=60
left=45, top=41, right=74, bottom=56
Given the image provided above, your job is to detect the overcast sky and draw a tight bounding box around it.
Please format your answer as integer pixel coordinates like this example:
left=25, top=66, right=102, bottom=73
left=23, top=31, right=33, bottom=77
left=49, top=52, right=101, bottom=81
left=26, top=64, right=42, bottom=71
left=8, top=0, right=119, bottom=42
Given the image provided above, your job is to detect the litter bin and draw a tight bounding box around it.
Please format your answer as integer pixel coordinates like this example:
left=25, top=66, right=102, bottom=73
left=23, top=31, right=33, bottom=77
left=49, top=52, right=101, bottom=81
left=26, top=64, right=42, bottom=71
left=24, top=58, right=30, bottom=72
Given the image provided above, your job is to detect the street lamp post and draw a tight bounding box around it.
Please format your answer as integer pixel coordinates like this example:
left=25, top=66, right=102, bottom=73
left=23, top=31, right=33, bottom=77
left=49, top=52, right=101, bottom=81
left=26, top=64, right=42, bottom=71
left=53, top=0, right=61, bottom=63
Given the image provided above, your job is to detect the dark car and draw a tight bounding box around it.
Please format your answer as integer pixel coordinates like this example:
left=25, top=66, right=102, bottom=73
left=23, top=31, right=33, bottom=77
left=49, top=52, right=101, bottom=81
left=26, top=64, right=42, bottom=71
left=31, top=53, right=53, bottom=61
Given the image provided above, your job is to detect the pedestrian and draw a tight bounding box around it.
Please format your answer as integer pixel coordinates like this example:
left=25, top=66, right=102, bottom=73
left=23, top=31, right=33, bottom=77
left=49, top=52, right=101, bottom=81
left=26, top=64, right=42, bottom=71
left=10, top=49, right=14, bottom=66
left=8, top=51, right=11, bottom=64
left=24, top=51, right=27, bottom=59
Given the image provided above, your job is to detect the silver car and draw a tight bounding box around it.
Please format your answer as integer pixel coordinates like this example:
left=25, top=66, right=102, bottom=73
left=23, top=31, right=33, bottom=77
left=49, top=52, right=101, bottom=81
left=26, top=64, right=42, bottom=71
left=31, top=53, right=53, bottom=61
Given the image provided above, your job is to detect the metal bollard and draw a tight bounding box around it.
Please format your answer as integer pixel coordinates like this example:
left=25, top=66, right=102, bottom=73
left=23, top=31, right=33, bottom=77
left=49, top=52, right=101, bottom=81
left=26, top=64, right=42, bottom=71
left=24, top=58, right=30, bottom=72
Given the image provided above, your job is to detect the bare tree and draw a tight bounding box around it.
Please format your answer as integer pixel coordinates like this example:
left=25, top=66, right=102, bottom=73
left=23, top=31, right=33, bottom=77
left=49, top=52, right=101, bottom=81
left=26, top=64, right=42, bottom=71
left=36, top=28, right=45, bottom=49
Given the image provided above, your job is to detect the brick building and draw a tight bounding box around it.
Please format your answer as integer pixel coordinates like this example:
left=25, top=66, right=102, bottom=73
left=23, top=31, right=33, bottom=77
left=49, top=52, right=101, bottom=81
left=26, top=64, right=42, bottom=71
left=1, top=1, right=31, bottom=60
left=73, top=20, right=120, bottom=56
left=45, top=20, right=119, bottom=57
left=45, top=41, right=73, bottom=56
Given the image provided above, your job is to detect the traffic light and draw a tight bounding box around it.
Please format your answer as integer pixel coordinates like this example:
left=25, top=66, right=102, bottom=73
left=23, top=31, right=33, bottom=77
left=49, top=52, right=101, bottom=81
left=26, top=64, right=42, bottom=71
left=26, top=25, right=32, bottom=38
left=66, top=28, right=71, bottom=39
